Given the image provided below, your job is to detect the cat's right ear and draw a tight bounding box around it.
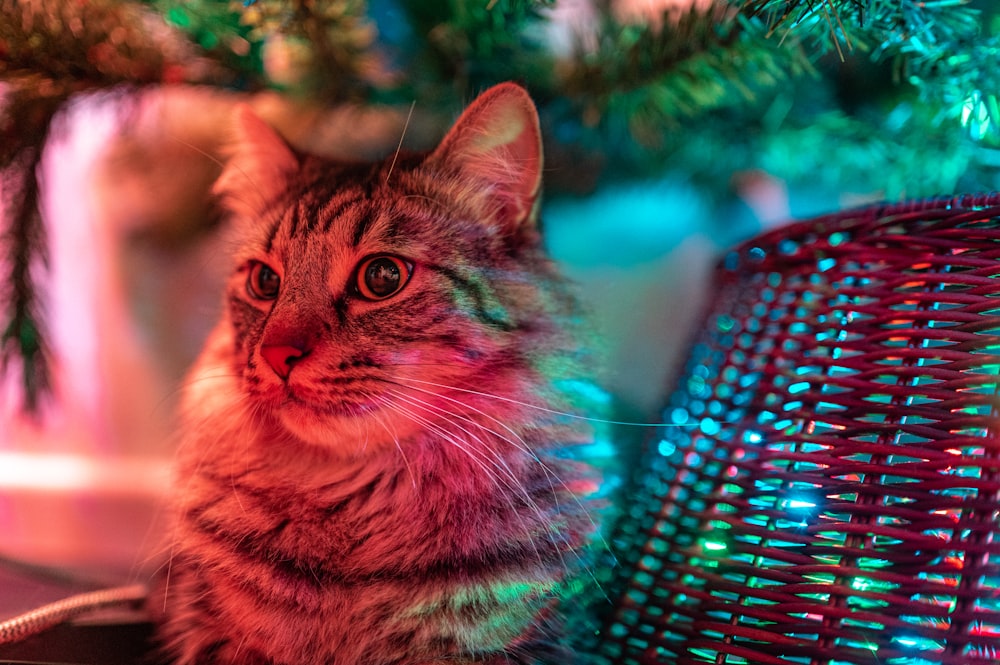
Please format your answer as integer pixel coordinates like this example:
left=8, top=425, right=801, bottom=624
left=213, top=105, right=299, bottom=219
left=428, top=83, right=543, bottom=233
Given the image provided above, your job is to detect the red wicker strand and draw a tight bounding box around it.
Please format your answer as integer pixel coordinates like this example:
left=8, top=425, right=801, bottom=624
left=595, top=194, right=1000, bottom=665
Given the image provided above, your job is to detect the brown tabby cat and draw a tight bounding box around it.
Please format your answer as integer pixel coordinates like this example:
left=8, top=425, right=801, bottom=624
left=155, top=83, right=603, bottom=665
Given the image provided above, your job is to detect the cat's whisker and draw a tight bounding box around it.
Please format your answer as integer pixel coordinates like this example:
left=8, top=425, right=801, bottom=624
left=384, top=389, right=575, bottom=575
left=232, top=635, right=248, bottom=662
left=166, top=133, right=227, bottom=171
left=366, top=392, right=418, bottom=488
left=152, top=370, right=244, bottom=418
left=383, top=381, right=537, bottom=457
left=387, top=392, right=533, bottom=503
left=378, top=394, right=533, bottom=512
left=391, top=374, right=697, bottom=429
left=386, top=388, right=529, bottom=462
left=388, top=407, right=553, bottom=574
left=380, top=381, right=577, bottom=515
left=375, top=396, right=546, bottom=547
left=380, top=395, right=510, bottom=491
left=384, top=385, right=567, bottom=530
left=384, top=100, right=416, bottom=185
left=384, top=381, right=617, bottom=587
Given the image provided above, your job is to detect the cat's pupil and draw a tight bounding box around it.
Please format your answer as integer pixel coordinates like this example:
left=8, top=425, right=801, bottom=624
left=355, top=255, right=410, bottom=300
left=364, top=258, right=400, bottom=297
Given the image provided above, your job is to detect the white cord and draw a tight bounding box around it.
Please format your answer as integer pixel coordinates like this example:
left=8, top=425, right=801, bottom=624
left=0, top=583, right=148, bottom=645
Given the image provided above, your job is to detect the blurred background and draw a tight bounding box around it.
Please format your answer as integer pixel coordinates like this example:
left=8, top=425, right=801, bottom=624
left=2, top=0, right=1000, bottom=611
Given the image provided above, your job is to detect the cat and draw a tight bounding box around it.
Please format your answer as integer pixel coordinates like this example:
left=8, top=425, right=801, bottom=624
left=154, top=82, right=605, bottom=665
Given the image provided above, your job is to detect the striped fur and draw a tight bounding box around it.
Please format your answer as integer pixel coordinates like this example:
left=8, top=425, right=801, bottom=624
left=156, top=83, right=602, bottom=664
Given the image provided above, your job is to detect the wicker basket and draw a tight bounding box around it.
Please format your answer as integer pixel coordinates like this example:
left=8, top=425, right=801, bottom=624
left=595, top=194, right=1000, bottom=664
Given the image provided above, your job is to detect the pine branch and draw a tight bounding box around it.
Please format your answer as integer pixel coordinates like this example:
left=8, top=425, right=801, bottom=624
left=396, top=0, right=557, bottom=100
left=238, top=0, right=383, bottom=102
left=740, top=0, right=867, bottom=53
left=0, top=0, right=228, bottom=411
left=546, top=1, right=815, bottom=175
left=563, top=2, right=743, bottom=98
left=0, top=89, right=64, bottom=412
left=0, top=0, right=997, bottom=413
left=737, top=1, right=1000, bottom=156
left=0, top=0, right=227, bottom=89
left=566, top=8, right=813, bottom=119
left=144, top=0, right=264, bottom=84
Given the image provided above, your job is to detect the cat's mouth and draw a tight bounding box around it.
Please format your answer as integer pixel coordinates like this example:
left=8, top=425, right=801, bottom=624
left=248, top=358, right=414, bottom=446
left=267, top=391, right=383, bottom=447
left=285, top=391, right=376, bottom=418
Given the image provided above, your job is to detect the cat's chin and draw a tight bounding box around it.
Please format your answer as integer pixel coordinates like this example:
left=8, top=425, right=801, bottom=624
left=272, top=401, right=410, bottom=452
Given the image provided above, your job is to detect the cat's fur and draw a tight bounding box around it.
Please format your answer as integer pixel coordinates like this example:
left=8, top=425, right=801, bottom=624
left=155, top=83, right=602, bottom=665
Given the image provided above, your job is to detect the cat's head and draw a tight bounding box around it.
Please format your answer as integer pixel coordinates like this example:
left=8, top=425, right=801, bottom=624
left=211, top=83, right=579, bottom=451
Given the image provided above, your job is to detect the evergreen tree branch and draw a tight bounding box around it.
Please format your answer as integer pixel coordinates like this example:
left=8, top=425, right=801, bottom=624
left=395, top=0, right=556, bottom=100
left=0, top=89, right=64, bottom=412
left=0, top=0, right=227, bottom=411
left=238, top=0, right=382, bottom=101
left=561, top=5, right=814, bottom=122
left=0, top=0, right=227, bottom=90
left=0, top=0, right=997, bottom=412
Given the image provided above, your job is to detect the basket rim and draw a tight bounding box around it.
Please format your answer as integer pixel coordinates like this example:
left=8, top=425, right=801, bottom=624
left=721, top=192, right=1000, bottom=268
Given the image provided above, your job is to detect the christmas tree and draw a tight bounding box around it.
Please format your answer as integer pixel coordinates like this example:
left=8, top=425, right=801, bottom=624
left=2, top=0, right=999, bottom=409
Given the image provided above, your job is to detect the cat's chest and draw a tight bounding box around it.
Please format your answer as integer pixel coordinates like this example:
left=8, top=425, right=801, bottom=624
left=185, top=451, right=501, bottom=577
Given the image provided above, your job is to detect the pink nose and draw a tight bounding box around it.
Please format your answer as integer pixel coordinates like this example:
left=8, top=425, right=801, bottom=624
left=260, top=344, right=307, bottom=380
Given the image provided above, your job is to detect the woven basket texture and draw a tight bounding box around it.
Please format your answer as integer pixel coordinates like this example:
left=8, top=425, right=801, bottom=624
left=593, top=194, right=1000, bottom=664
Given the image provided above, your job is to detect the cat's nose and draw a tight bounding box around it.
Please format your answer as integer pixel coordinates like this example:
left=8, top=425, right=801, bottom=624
left=260, top=344, right=307, bottom=380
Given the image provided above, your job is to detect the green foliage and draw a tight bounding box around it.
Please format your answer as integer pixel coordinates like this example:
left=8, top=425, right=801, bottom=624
left=0, top=90, right=61, bottom=412
left=149, top=0, right=265, bottom=86
left=390, top=0, right=557, bottom=102
left=243, top=0, right=381, bottom=101
left=2, top=0, right=1000, bottom=409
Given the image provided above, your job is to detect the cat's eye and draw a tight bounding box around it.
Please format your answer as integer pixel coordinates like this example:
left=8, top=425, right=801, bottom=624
left=247, top=261, right=281, bottom=300
left=355, top=255, right=412, bottom=301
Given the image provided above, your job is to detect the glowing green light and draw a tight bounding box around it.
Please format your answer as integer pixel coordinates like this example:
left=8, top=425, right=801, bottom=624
left=703, top=540, right=727, bottom=551
left=167, top=7, right=191, bottom=27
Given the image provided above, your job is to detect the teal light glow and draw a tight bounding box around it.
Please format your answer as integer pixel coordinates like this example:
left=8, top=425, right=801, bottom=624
left=556, top=379, right=612, bottom=405
left=657, top=439, right=677, bottom=456
left=716, top=314, right=736, bottom=332
left=818, top=257, right=837, bottom=271
left=670, top=407, right=690, bottom=425
left=962, top=90, right=996, bottom=141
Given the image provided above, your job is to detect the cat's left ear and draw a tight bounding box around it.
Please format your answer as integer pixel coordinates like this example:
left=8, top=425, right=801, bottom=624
left=429, top=82, right=542, bottom=230
left=214, top=105, right=299, bottom=220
